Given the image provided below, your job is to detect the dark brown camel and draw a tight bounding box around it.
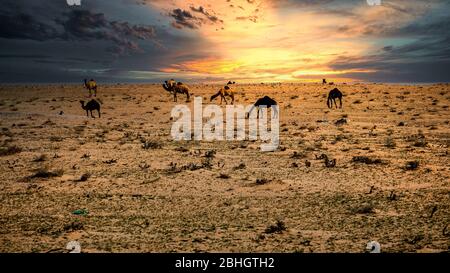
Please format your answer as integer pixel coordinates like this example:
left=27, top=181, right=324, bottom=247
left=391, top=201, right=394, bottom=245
left=327, top=88, right=343, bottom=109
left=80, top=99, right=101, bottom=118
left=246, top=96, right=278, bottom=119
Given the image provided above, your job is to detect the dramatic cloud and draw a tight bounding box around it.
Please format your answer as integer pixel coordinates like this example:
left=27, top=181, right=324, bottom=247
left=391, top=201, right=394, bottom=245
left=0, top=0, right=449, bottom=83
left=0, top=13, right=58, bottom=41
left=56, top=10, right=156, bottom=54
left=190, top=6, right=223, bottom=23
left=169, top=8, right=199, bottom=29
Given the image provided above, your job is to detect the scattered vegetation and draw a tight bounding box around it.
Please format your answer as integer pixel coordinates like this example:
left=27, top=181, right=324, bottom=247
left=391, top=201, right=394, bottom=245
left=28, top=167, right=64, bottom=179
left=265, top=220, right=286, bottom=234
left=141, top=140, right=163, bottom=150
left=352, top=156, right=384, bottom=165
left=0, top=145, right=22, bottom=156
left=404, top=161, right=420, bottom=171
left=385, top=137, right=396, bottom=148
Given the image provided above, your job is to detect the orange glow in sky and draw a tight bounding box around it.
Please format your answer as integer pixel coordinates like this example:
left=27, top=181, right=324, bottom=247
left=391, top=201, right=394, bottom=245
left=147, top=0, right=433, bottom=83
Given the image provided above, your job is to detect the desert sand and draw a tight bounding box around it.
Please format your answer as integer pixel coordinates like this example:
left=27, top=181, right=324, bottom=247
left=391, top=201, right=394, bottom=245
left=0, top=83, right=449, bottom=253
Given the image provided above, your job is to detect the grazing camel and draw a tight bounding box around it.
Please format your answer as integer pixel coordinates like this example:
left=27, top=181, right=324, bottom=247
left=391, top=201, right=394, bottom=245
left=246, top=96, right=278, bottom=119
left=162, top=80, right=191, bottom=102
left=210, top=81, right=235, bottom=105
left=327, top=88, right=343, bottom=109
left=80, top=99, right=101, bottom=118
left=83, top=79, right=97, bottom=97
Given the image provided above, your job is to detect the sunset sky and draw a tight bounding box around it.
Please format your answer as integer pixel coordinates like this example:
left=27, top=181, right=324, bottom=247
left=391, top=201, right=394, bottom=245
left=0, top=0, right=449, bottom=83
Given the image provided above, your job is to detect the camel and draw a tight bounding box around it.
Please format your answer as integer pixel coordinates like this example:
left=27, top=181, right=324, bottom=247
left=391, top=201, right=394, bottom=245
left=162, top=80, right=191, bottom=102
left=327, top=88, right=343, bottom=109
left=83, top=79, right=97, bottom=97
left=80, top=99, right=101, bottom=118
left=246, top=96, right=278, bottom=119
left=210, top=81, right=235, bottom=105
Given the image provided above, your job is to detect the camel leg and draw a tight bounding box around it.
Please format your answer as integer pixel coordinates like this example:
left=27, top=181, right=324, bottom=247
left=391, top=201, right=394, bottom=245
left=173, top=92, right=177, bottom=102
left=334, top=98, right=338, bottom=109
left=90, top=110, right=95, bottom=118
left=98, top=109, right=101, bottom=118
left=222, top=95, right=228, bottom=105
left=339, top=97, right=342, bottom=108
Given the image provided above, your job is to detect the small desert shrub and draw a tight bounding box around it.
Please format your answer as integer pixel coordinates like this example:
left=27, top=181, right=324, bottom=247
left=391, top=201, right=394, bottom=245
left=218, top=173, right=230, bottom=179
left=50, top=136, right=63, bottom=142
left=352, top=203, right=375, bottom=214
left=175, top=147, right=189, bottom=152
left=256, top=178, right=271, bottom=185
left=265, top=220, right=286, bottom=234
left=290, top=151, right=306, bottom=159
left=233, top=163, right=246, bottom=170
left=0, top=145, right=22, bottom=156
left=63, top=221, right=84, bottom=232
left=352, top=156, right=383, bottom=165
left=385, top=137, right=396, bottom=148
left=73, top=126, right=85, bottom=135
left=204, top=150, right=216, bottom=158
left=406, top=132, right=427, bottom=147
left=32, top=154, right=47, bottom=162
left=404, top=161, right=419, bottom=171
left=77, top=173, right=91, bottom=181
left=141, top=140, right=162, bottom=150
left=335, top=135, right=345, bottom=142
left=29, top=168, right=64, bottom=179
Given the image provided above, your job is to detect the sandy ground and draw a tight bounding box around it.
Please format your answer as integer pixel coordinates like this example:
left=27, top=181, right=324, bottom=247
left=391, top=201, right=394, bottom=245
left=0, top=83, right=449, bottom=253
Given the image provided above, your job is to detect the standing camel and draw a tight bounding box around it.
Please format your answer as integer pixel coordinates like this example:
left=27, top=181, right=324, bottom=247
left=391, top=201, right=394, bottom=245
left=162, top=80, right=191, bottom=102
left=246, top=96, right=278, bottom=119
left=80, top=99, right=101, bottom=118
left=210, top=81, right=235, bottom=105
left=84, top=79, right=97, bottom=97
left=327, top=88, right=343, bottom=109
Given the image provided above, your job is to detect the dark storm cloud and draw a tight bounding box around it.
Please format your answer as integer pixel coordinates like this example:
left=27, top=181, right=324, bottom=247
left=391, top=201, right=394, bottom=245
left=0, top=0, right=213, bottom=83
left=0, top=13, right=58, bottom=41
left=56, top=10, right=157, bottom=54
left=0, top=3, right=157, bottom=55
left=169, top=8, right=199, bottom=29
